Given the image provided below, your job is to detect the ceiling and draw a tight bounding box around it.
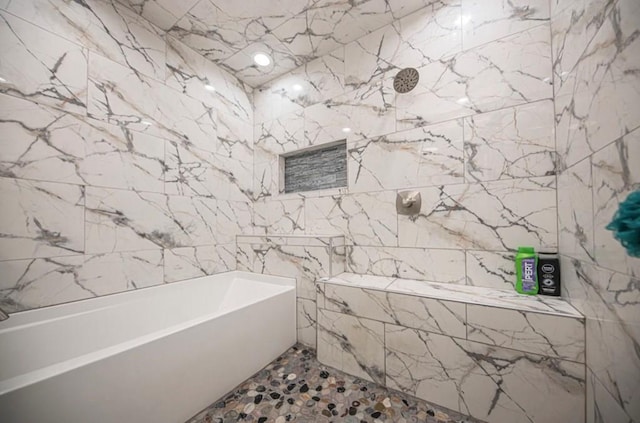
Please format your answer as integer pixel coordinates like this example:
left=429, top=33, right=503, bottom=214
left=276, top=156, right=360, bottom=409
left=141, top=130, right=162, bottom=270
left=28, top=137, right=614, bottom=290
left=125, top=0, right=433, bottom=87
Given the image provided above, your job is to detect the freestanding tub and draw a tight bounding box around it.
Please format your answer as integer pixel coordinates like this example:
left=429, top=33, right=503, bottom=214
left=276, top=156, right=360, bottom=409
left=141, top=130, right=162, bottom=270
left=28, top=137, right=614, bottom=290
left=0, top=271, right=296, bottom=423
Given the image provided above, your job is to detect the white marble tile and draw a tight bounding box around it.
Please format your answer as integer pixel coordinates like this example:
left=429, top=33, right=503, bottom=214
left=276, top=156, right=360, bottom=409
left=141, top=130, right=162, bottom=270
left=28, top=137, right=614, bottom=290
left=0, top=177, right=84, bottom=261
left=238, top=235, right=344, bottom=248
left=0, top=250, right=163, bottom=312
left=558, top=157, right=595, bottom=263
left=8, top=0, right=166, bottom=81
left=252, top=159, right=279, bottom=200
left=398, top=177, right=557, bottom=251
left=0, top=94, right=85, bottom=184
left=592, top=129, right=640, bottom=277
left=554, top=0, right=640, bottom=168
left=464, top=100, right=556, bottom=182
left=0, top=11, right=87, bottom=114
left=385, top=325, right=585, bottom=423
left=253, top=81, right=304, bottom=125
left=461, top=0, right=549, bottom=50
left=165, top=36, right=252, bottom=120
left=304, top=82, right=396, bottom=146
left=305, top=191, right=398, bottom=247
left=323, top=273, right=396, bottom=290
left=587, top=368, right=635, bottom=423
left=282, top=49, right=345, bottom=108
left=321, top=284, right=467, bottom=339
left=465, top=250, right=516, bottom=290
left=297, top=297, right=316, bottom=348
left=349, top=120, right=464, bottom=192
left=347, top=246, right=466, bottom=284
left=254, top=198, right=304, bottom=235
left=254, top=110, right=305, bottom=163
left=164, top=139, right=217, bottom=198
left=88, top=53, right=217, bottom=147
left=467, top=304, right=585, bottom=361
left=317, top=308, right=385, bottom=384
left=164, top=245, right=219, bottom=283
left=85, top=187, right=217, bottom=254
left=216, top=200, right=252, bottom=244
left=127, top=0, right=199, bottom=30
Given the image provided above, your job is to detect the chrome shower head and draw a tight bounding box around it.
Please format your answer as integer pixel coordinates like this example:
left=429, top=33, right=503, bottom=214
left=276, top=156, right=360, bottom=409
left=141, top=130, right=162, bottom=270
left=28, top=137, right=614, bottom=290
left=393, top=67, right=419, bottom=94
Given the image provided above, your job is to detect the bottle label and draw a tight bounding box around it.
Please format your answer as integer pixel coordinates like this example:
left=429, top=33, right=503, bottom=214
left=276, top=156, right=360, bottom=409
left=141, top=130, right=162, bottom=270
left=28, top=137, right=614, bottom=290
left=522, top=258, right=536, bottom=291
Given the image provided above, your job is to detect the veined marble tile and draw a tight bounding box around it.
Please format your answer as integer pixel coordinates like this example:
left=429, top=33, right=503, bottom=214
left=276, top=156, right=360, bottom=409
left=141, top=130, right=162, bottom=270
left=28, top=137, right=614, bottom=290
left=216, top=200, right=252, bottom=245
left=297, top=297, right=316, bottom=348
left=166, top=36, right=252, bottom=119
left=238, top=234, right=344, bottom=248
left=287, top=49, right=345, bottom=107
left=323, top=273, right=396, bottom=290
left=88, top=53, right=217, bottom=146
left=467, top=304, right=585, bottom=361
left=207, top=152, right=253, bottom=202
left=321, top=284, right=466, bottom=338
left=587, top=368, right=635, bottom=423
left=253, top=159, right=279, bottom=200
left=592, top=129, right=640, bottom=277
left=0, top=1, right=9, bottom=9
left=253, top=81, right=303, bottom=125
left=127, top=0, right=200, bottom=30
left=0, top=178, right=84, bottom=261
left=465, top=250, right=516, bottom=290
left=0, top=94, right=85, bottom=184
left=254, top=110, right=305, bottom=163
left=461, top=0, right=549, bottom=50
left=558, top=157, right=595, bottom=263
left=304, top=82, right=396, bottom=146
left=348, top=120, right=464, bottom=192
left=554, top=0, right=640, bottom=168
left=0, top=11, right=87, bottom=114
left=235, top=241, right=253, bottom=272
left=164, top=139, right=217, bottom=198
left=254, top=198, right=304, bottom=235
left=464, top=100, right=556, bottom=182
left=317, top=309, right=385, bottom=384
left=305, top=191, right=398, bottom=246
left=85, top=187, right=217, bottom=254
left=398, top=177, right=557, bottom=251
left=347, top=246, right=466, bottom=284
left=385, top=325, right=585, bottom=423
left=8, top=0, right=166, bottom=81
left=0, top=250, right=164, bottom=312
left=164, top=245, right=219, bottom=283
left=217, top=110, right=253, bottom=162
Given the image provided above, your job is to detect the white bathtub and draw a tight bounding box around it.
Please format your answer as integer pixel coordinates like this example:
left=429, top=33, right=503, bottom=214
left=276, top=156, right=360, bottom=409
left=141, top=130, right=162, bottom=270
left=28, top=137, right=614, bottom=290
left=0, top=271, right=296, bottom=423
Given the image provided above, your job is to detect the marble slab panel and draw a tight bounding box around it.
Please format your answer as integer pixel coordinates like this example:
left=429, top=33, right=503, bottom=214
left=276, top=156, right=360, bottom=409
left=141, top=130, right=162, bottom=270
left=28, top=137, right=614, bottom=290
left=7, top=0, right=166, bottom=81
left=463, top=100, right=556, bottom=182
left=254, top=110, right=305, bottom=163
left=216, top=200, right=252, bottom=244
left=558, top=157, right=595, bottom=263
left=253, top=198, right=305, bottom=235
left=85, top=187, right=217, bottom=254
left=164, top=245, right=220, bottom=283
left=592, top=129, right=640, bottom=277
left=297, top=297, right=317, bottom=348
left=321, top=273, right=396, bottom=290
left=348, top=120, right=464, bottom=192
left=385, top=325, right=585, bottom=423
left=127, top=0, right=200, bottom=31
left=586, top=368, right=635, bottom=423
left=461, top=0, right=549, bottom=50
left=0, top=177, right=84, bottom=261
left=253, top=81, right=303, bottom=125
left=0, top=250, right=164, bottom=312
left=465, top=250, right=516, bottom=290
left=320, top=284, right=466, bottom=339
left=237, top=235, right=344, bottom=248
left=305, top=191, right=398, bottom=247
left=0, top=11, right=87, bottom=114
left=317, top=309, right=385, bottom=384
left=398, top=177, right=557, bottom=251
left=164, top=139, right=218, bottom=198
left=467, top=304, right=585, bottom=361
left=554, top=0, right=640, bottom=168
left=165, top=36, right=252, bottom=120
left=216, top=110, right=253, bottom=162
left=88, top=53, right=217, bottom=146
left=347, top=246, right=466, bottom=284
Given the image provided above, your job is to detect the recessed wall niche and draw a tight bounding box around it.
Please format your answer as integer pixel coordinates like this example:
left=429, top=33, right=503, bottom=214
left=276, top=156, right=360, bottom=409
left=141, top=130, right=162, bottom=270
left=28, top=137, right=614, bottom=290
left=281, top=141, right=347, bottom=194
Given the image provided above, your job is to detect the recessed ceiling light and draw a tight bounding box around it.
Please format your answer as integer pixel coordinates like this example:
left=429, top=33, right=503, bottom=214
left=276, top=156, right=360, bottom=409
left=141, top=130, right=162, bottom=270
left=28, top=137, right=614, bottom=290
left=292, top=84, right=303, bottom=91
left=342, top=127, right=351, bottom=133
left=253, top=52, right=271, bottom=67
left=456, top=97, right=470, bottom=105
left=204, top=84, right=215, bottom=91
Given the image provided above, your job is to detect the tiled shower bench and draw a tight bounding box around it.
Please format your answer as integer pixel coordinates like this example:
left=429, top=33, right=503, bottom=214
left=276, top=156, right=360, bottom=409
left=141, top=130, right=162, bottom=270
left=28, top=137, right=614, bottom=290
left=316, top=273, right=586, bottom=423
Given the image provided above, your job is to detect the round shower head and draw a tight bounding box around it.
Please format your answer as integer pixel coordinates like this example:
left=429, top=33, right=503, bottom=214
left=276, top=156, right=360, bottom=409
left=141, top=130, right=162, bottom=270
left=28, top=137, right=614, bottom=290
left=393, top=67, right=419, bottom=94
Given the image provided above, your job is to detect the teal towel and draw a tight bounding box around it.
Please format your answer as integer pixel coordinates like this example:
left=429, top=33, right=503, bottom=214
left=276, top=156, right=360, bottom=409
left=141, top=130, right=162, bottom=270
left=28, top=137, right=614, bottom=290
left=606, top=190, right=640, bottom=257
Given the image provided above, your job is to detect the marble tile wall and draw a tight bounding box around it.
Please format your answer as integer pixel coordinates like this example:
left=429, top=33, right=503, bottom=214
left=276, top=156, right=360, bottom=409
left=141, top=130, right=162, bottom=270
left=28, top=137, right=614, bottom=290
left=252, top=0, right=558, bottom=292
left=553, top=0, right=640, bottom=421
left=236, top=234, right=345, bottom=348
left=0, top=0, right=254, bottom=312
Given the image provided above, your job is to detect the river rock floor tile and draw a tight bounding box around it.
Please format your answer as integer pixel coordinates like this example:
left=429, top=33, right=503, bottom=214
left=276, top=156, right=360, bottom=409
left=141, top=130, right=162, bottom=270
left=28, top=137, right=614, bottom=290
left=187, top=345, right=483, bottom=423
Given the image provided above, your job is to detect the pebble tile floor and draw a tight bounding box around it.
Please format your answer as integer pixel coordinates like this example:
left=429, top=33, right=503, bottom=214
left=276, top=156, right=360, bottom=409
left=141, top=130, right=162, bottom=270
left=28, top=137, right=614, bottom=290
left=187, top=345, right=484, bottom=423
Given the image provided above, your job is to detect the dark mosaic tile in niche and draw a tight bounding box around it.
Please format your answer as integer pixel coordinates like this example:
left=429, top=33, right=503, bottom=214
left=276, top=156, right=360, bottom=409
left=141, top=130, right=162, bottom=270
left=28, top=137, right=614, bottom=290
left=284, top=142, right=347, bottom=193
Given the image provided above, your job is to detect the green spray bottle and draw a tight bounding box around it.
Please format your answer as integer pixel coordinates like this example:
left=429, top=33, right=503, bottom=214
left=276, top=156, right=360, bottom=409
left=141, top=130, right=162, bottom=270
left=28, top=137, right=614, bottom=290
left=515, top=247, right=538, bottom=295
